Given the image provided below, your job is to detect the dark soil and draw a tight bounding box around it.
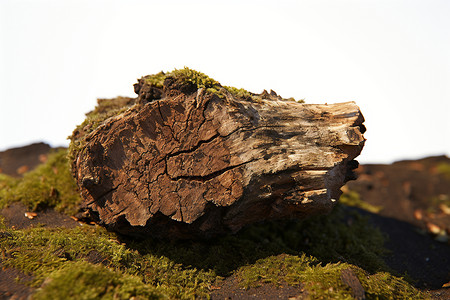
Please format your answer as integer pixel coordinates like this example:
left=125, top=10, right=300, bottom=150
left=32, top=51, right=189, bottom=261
left=1, top=202, right=81, bottom=230
left=0, top=145, right=449, bottom=299
left=0, top=262, right=33, bottom=300
left=210, top=276, right=307, bottom=299
left=357, top=208, right=449, bottom=290
left=0, top=204, right=81, bottom=299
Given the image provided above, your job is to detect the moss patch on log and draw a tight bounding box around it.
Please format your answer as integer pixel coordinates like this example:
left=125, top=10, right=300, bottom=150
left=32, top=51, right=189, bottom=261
left=139, top=67, right=304, bottom=102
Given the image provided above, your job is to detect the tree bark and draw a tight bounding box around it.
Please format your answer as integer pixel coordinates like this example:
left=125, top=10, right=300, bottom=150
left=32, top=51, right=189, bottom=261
left=71, top=77, right=365, bottom=239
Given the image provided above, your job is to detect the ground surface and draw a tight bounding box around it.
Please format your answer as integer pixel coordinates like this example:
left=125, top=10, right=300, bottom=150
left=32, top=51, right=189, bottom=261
left=0, top=143, right=449, bottom=299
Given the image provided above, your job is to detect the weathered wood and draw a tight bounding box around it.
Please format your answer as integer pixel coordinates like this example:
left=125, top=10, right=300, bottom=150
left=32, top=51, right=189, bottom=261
left=70, top=70, right=365, bottom=238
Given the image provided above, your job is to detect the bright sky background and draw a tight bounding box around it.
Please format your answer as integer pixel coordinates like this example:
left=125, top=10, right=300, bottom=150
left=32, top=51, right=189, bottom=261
left=1, top=0, right=449, bottom=164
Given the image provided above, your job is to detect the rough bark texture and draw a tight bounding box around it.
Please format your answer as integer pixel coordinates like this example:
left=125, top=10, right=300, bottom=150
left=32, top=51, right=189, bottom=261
left=70, top=72, right=365, bottom=239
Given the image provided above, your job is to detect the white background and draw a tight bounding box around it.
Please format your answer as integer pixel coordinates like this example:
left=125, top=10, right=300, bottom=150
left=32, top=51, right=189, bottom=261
left=1, top=0, right=449, bottom=163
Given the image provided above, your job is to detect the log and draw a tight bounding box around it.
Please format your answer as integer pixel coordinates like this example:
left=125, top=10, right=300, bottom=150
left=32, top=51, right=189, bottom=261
left=70, top=68, right=366, bottom=239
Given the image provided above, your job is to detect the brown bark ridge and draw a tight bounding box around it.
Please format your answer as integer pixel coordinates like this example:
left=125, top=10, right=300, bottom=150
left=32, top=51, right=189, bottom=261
left=70, top=69, right=366, bottom=239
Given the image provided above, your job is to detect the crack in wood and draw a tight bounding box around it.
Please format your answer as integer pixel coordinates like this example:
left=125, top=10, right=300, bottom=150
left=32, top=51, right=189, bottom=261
left=167, top=133, right=220, bottom=158
left=156, top=100, right=179, bottom=143
left=170, top=159, right=257, bottom=182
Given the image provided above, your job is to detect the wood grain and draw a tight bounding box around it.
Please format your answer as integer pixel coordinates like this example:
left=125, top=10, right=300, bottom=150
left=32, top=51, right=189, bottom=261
left=71, top=78, right=365, bottom=238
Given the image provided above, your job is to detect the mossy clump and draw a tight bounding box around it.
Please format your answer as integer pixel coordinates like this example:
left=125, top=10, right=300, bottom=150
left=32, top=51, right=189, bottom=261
left=0, top=223, right=216, bottom=299
left=141, top=67, right=256, bottom=101
left=141, top=68, right=220, bottom=92
left=237, top=254, right=425, bottom=299
left=32, top=261, right=163, bottom=300
left=167, top=67, right=221, bottom=91
left=142, top=71, right=167, bottom=88
left=0, top=149, right=81, bottom=215
left=339, top=189, right=383, bottom=213
left=140, top=67, right=302, bottom=102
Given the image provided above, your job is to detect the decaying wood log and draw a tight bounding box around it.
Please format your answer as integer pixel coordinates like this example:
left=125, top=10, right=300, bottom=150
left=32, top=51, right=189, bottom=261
left=70, top=68, right=366, bottom=239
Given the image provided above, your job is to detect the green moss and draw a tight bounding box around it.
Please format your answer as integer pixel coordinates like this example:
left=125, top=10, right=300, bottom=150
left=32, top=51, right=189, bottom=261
left=236, top=254, right=310, bottom=288
left=140, top=67, right=301, bottom=102
left=0, top=223, right=216, bottom=299
left=223, top=86, right=257, bottom=101
left=0, top=149, right=81, bottom=215
left=32, top=261, right=163, bottom=300
left=0, top=174, right=19, bottom=209
left=142, top=67, right=220, bottom=91
left=142, top=71, right=167, bottom=88
left=0, top=202, right=425, bottom=299
left=339, top=189, right=383, bottom=213
left=236, top=254, right=425, bottom=299
left=170, top=67, right=221, bottom=90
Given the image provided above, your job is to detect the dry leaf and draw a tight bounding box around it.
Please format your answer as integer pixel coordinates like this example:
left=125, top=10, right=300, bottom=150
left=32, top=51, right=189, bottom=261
left=413, top=209, right=423, bottom=220
left=426, top=222, right=441, bottom=234
left=25, top=212, right=37, bottom=220
left=439, top=204, right=450, bottom=215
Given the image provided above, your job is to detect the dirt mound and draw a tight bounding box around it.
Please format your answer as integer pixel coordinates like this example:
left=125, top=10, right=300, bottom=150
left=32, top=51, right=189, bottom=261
left=347, top=155, right=450, bottom=239
left=0, top=142, right=52, bottom=177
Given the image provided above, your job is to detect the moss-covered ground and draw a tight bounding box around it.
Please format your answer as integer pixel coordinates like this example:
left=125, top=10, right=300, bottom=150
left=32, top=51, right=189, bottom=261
left=0, top=151, right=427, bottom=299
left=339, top=188, right=383, bottom=214
left=0, top=149, right=81, bottom=215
